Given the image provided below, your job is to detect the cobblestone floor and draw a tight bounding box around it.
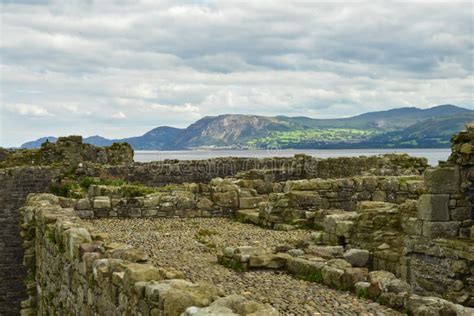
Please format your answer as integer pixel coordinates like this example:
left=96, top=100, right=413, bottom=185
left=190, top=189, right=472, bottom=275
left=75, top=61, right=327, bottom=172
left=87, top=217, right=401, bottom=316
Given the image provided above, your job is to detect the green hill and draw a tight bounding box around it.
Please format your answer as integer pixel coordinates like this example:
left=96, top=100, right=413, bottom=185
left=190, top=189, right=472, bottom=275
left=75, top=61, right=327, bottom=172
left=20, top=104, right=473, bottom=150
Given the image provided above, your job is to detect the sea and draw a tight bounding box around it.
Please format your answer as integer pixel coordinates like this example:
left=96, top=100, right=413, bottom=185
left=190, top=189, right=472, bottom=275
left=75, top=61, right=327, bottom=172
left=134, top=148, right=451, bottom=166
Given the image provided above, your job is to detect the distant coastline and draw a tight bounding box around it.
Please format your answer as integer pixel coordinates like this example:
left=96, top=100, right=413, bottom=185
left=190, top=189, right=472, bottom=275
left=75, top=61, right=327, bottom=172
left=134, top=147, right=451, bottom=166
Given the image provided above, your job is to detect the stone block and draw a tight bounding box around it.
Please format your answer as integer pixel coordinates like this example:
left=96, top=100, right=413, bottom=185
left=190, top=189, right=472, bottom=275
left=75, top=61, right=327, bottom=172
left=372, top=190, right=386, bottom=202
left=404, top=217, right=423, bottom=236
left=321, top=266, right=344, bottom=288
left=248, top=253, right=289, bottom=269
left=212, top=191, right=239, bottom=209
left=335, top=220, right=354, bottom=237
left=326, top=258, right=352, bottom=270
left=343, top=249, right=370, bottom=267
left=63, top=227, right=92, bottom=259
left=450, top=207, right=471, bottom=221
left=123, top=263, right=163, bottom=289
left=286, top=257, right=325, bottom=280
left=407, top=180, right=425, bottom=194
left=385, top=279, right=411, bottom=293
left=306, top=245, right=344, bottom=260
left=143, top=194, right=161, bottom=207
left=417, top=194, right=449, bottom=221
left=239, top=196, right=264, bottom=209
left=75, top=210, right=95, bottom=218
left=424, top=166, right=460, bottom=194
left=341, top=267, right=369, bottom=289
left=93, top=196, right=111, bottom=209
left=287, top=191, right=322, bottom=207
left=381, top=177, right=400, bottom=191
left=422, top=221, right=460, bottom=238
left=368, top=270, right=396, bottom=289
left=195, top=197, right=212, bottom=211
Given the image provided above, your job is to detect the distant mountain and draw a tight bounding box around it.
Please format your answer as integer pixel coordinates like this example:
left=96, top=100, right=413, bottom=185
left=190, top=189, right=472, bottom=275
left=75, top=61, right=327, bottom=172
left=122, top=126, right=183, bottom=150
left=361, top=113, right=474, bottom=148
left=21, top=136, right=58, bottom=149
left=277, top=104, right=469, bottom=131
left=20, top=104, right=473, bottom=150
left=21, top=135, right=114, bottom=149
left=173, top=114, right=301, bottom=148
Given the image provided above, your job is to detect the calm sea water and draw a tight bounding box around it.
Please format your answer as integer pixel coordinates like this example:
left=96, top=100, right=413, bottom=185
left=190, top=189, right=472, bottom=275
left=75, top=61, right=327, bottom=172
left=135, top=148, right=451, bottom=166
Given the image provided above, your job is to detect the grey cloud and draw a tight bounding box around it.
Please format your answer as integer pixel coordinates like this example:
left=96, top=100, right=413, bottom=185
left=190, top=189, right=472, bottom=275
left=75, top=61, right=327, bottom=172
left=0, top=0, right=472, bottom=146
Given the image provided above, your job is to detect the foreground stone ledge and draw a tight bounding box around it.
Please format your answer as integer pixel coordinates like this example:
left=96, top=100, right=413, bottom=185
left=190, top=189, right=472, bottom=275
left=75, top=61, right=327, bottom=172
left=20, top=194, right=273, bottom=315
left=217, top=245, right=474, bottom=315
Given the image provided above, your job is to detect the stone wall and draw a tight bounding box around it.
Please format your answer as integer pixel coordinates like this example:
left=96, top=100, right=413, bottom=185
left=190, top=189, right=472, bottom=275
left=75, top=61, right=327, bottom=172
left=82, top=153, right=428, bottom=186
left=0, top=167, right=59, bottom=315
left=253, top=175, right=423, bottom=228
left=56, top=175, right=424, bottom=226
left=19, top=194, right=276, bottom=315
left=403, top=126, right=474, bottom=307
left=0, top=136, right=134, bottom=168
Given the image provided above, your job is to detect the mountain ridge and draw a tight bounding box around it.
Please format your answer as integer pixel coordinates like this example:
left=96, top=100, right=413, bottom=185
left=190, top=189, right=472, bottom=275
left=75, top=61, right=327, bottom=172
left=20, top=105, right=474, bottom=150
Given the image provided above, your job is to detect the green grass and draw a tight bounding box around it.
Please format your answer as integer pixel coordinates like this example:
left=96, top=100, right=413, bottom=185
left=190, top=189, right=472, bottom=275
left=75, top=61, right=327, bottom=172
left=50, top=182, right=84, bottom=198
left=79, top=177, right=127, bottom=189
left=219, top=257, right=246, bottom=272
left=298, top=271, right=323, bottom=283
left=246, top=128, right=379, bottom=148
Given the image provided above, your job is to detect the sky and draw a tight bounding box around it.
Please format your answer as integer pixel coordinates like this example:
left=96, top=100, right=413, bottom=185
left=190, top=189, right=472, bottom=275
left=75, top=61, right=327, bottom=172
left=0, top=0, right=473, bottom=147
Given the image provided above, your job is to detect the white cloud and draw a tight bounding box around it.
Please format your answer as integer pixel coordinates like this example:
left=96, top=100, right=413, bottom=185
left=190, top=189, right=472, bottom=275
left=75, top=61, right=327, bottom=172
left=112, top=111, right=127, bottom=119
left=0, top=0, right=472, bottom=147
left=5, top=104, right=53, bottom=117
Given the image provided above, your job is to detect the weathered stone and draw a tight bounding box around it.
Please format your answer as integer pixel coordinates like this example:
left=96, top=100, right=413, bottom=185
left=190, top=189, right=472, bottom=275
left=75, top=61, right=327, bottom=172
left=310, top=231, right=323, bottom=243
left=326, top=258, right=352, bottom=270
left=385, top=278, right=411, bottom=293
left=196, top=197, right=213, bottom=210
left=239, top=196, right=264, bottom=209
left=184, top=294, right=278, bottom=316
left=450, top=207, right=471, bottom=221
left=93, top=196, right=111, bottom=209
left=321, top=265, right=345, bottom=288
left=417, top=194, right=450, bottom=221
left=287, top=190, right=322, bottom=207
left=248, top=253, right=288, bottom=269
left=424, top=166, right=460, bottom=194
left=341, top=267, right=369, bottom=290
left=74, top=198, right=90, bottom=210
left=287, top=249, right=305, bottom=257
left=343, top=249, right=370, bottom=267
left=212, top=191, right=239, bottom=209
left=422, top=221, right=460, bottom=238
left=123, top=263, right=164, bottom=288
left=405, top=217, right=423, bottom=236
left=368, top=270, right=397, bottom=294
left=372, top=190, right=387, bottom=202
left=306, top=245, right=344, bottom=259
left=63, top=227, right=92, bottom=259
left=286, top=257, right=325, bottom=280
left=143, top=194, right=161, bottom=207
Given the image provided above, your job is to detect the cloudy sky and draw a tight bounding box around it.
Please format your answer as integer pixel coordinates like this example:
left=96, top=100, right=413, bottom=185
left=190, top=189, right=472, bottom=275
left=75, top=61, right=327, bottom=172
left=1, top=0, right=473, bottom=147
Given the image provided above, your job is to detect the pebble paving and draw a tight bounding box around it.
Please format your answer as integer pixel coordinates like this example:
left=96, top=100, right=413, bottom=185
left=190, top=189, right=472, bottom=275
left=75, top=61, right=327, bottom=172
left=87, top=217, right=402, bottom=316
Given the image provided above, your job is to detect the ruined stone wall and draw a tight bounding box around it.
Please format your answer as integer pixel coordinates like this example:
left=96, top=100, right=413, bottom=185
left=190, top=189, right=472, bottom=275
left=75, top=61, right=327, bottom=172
left=57, top=175, right=424, bottom=225
left=19, top=194, right=276, bottom=315
left=256, top=175, right=424, bottom=228
left=0, top=167, right=59, bottom=315
left=403, top=126, right=474, bottom=307
left=0, top=135, right=134, bottom=168
left=84, top=153, right=427, bottom=186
